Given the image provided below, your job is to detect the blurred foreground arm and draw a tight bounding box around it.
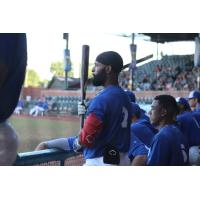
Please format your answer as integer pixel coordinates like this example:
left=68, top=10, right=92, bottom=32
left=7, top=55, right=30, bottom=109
left=0, top=122, right=18, bottom=165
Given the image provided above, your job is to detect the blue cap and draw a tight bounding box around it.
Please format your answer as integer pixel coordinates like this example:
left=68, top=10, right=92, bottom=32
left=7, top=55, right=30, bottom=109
left=125, top=90, right=136, bottom=103
left=176, top=97, right=191, bottom=110
left=131, top=103, right=141, bottom=115
left=188, top=90, right=200, bottom=99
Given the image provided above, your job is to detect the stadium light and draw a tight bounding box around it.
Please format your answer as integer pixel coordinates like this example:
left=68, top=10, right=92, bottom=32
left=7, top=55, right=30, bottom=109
left=63, top=33, right=72, bottom=90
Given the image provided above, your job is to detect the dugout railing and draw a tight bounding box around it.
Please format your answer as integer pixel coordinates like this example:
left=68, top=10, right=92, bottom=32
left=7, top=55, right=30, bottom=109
left=14, top=149, right=85, bottom=166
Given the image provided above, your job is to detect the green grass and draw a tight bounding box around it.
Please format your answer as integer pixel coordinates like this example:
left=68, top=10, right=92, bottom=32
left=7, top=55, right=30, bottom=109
left=9, top=116, right=80, bottom=153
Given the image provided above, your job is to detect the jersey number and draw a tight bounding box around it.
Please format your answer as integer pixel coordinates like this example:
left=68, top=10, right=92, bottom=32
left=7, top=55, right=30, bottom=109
left=121, top=107, right=128, bottom=128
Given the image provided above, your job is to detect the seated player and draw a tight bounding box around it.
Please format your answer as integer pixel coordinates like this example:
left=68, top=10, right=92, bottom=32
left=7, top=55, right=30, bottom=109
left=147, top=95, right=188, bottom=166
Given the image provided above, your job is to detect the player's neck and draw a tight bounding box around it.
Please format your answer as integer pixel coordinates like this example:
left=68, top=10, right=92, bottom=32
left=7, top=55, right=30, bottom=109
left=104, top=74, right=119, bottom=87
left=158, top=119, right=176, bottom=130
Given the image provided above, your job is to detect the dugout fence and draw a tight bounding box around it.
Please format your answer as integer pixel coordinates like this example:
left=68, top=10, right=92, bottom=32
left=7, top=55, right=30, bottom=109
left=14, top=149, right=85, bottom=166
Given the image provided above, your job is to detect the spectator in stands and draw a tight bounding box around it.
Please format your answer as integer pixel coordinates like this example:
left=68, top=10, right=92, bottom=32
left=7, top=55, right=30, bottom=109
left=14, top=99, right=24, bottom=115
left=188, top=90, right=200, bottom=112
left=147, top=95, right=188, bottom=166
left=131, top=57, right=198, bottom=91
left=0, top=33, right=27, bottom=165
left=35, top=51, right=132, bottom=166
left=29, top=98, right=48, bottom=117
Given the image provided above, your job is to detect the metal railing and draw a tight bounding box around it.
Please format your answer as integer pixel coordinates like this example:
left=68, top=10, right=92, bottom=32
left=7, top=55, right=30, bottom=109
left=14, top=149, right=85, bottom=166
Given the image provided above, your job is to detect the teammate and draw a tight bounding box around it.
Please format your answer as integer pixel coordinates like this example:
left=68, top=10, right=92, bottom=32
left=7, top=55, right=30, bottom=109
left=147, top=95, right=188, bottom=166
left=130, top=103, right=157, bottom=148
left=128, top=103, right=155, bottom=165
left=176, top=99, right=200, bottom=165
left=188, top=90, right=200, bottom=112
left=0, top=33, right=27, bottom=165
left=176, top=97, right=191, bottom=114
left=125, top=89, right=150, bottom=121
left=176, top=105, right=200, bottom=147
left=35, top=51, right=132, bottom=166
left=14, top=99, right=24, bottom=115
left=128, top=134, right=148, bottom=166
left=29, top=98, right=48, bottom=117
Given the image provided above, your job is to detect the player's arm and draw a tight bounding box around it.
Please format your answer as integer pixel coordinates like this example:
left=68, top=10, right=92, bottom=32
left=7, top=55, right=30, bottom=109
left=129, top=135, right=148, bottom=166
left=78, top=113, right=103, bottom=148
left=35, top=136, right=77, bottom=151
left=131, top=155, right=147, bottom=166
left=147, top=135, right=169, bottom=166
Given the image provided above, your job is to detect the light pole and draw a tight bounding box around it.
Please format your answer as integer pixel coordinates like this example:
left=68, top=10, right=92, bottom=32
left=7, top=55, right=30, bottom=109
left=194, top=34, right=200, bottom=90
left=129, top=33, right=137, bottom=91
left=63, top=33, right=70, bottom=90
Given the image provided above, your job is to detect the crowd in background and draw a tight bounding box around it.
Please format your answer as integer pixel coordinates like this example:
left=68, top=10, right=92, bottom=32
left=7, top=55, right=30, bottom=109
left=119, top=54, right=199, bottom=91
left=120, top=65, right=198, bottom=91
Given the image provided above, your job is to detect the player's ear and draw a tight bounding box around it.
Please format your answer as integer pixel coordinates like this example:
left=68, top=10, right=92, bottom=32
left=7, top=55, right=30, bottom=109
left=105, top=65, right=112, bottom=74
left=161, top=108, right=167, bottom=117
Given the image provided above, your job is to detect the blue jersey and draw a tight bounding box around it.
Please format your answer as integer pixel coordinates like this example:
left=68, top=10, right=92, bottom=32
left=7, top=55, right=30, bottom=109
left=140, top=109, right=150, bottom=121
left=17, top=100, right=24, bottom=108
left=147, top=125, right=188, bottom=166
left=193, top=112, right=200, bottom=122
left=38, top=101, right=49, bottom=109
left=0, top=33, right=27, bottom=123
left=177, top=112, right=200, bottom=146
left=67, top=136, right=77, bottom=150
left=83, top=86, right=132, bottom=159
left=195, top=105, right=200, bottom=113
left=131, top=119, right=157, bottom=147
left=128, top=134, right=148, bottom=162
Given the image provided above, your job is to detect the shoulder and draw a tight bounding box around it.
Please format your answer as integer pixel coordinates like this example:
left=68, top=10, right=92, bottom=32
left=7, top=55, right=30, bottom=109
left=131, top=123, right=143, bottom=132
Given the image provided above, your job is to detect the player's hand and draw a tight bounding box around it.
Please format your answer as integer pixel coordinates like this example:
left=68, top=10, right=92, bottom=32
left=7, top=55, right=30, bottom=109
left=78, top=101, right=87, bottom=115
left=35, top=142, right=48, bottom=151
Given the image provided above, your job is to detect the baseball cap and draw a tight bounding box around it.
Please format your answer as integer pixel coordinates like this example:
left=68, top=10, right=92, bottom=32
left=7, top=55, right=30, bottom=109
left=125, top=90, right=136, bottom=103
left=95, top=51, right=123, bottom=73
left=131, top=103, right=141, bottom=115
left=188, top=90, right=200, bottom=99
left=176, top=97, right=191, bottom=110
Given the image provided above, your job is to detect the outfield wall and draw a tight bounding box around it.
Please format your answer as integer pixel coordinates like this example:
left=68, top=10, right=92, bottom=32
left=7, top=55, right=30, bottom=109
left=22, top=87, right=190, bottom=100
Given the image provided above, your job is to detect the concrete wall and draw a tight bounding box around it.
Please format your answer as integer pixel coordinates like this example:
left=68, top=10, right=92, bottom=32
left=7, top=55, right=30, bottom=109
left=22, top=87, right=190, bottom=100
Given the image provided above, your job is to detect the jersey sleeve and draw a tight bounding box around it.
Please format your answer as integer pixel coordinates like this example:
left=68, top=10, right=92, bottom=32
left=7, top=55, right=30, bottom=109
left=147, top=134, right=170, bottom=166
left=128, top=135, right=148, bottom=161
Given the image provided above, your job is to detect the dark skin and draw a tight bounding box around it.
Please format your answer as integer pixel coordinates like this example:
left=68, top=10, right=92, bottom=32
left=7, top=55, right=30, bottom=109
left=177, top=103, right=191, bottom=114
left=131, top=155, right=147, bottom=166
left=92, top=61, right=119, bottom=87
left=149, top=100, right=176, bottom=130
left=78, top=61, right=120, bottom=146
left=36, top=61, right=121, bottom=150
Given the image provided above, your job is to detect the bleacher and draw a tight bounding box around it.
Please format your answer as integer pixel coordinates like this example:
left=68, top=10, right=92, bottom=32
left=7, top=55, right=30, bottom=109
left=134, top=54, right=194, bottom=84
left=45, top=95, right=82, bottom=115
left=20, top=96, right=86, bottom=116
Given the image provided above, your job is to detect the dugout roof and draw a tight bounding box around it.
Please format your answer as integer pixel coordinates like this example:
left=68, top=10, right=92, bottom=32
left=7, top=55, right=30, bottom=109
left=142, top=33, right=199, bottom=43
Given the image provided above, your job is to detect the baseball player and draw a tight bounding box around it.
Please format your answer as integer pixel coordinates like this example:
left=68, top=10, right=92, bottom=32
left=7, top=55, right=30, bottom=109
left=36, top=51, right=132, bottom=166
